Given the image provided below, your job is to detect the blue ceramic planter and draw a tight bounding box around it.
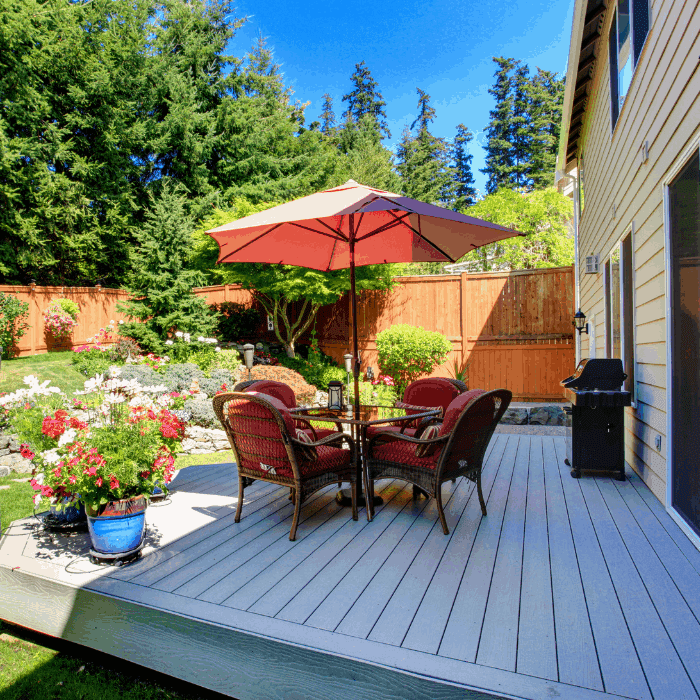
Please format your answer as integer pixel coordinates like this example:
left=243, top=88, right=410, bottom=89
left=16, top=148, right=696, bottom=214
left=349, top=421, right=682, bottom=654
left=49, top=498, right=86, bottom=524
left=86, top=498, right=147, bottom=555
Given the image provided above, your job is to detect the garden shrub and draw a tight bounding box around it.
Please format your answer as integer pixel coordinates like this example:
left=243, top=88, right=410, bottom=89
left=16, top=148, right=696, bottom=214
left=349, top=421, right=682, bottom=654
left=199, top=368, right=234, bottom=396
left=43, top=300, right=79, bottom=339
left=348, top=380, right=398, bottom=416
left=0, top=292, right=30, bottom=359
left=117, top=364, right=163, bottom=388
left=211, top=302, right=259, bottom=342
left=108, top=337, right=141, bottom=362
left=161, top=363, right=205, bottom=392
left=376, top=324, right=452, bottom=396
left=71, top=347, right=113, bottom=377
left=186, top=396, right=218, bottom=428
left=213, top=349, right=246, bottom=377
left=247, top=365, right=317, bottom=404
left=274, top=348, right=345, bottom=391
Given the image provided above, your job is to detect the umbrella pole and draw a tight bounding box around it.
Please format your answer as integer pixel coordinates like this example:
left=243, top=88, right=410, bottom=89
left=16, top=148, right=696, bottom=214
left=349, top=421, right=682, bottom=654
left=349, top=241, right=361, bottom=422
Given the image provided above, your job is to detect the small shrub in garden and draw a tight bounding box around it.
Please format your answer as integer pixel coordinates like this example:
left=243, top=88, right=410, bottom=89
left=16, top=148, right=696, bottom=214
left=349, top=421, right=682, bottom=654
left=161, top=363, right=205, bottom=393
left=185, top=396, right=218, bottom=428
left=199, top=369, right=234, bottom=396
left=213, top=349, right=246, bottom=379
left=108, top=337, right=141, bottom=362
left=71, top=346, right=113, bottom=377
left=117, top=364, right=163, bottom=388
left=348, top=380, right=398, bottom=416
left=0, top=292, right=30, bottom=359
left=274, top=348, right=345, bottom=390
left=247, top=365, right=317, bottom=404
left=376, top=324, right=452, bottom=396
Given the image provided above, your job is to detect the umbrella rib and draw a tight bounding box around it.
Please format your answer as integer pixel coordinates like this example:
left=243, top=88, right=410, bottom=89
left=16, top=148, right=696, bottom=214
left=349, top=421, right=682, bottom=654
left=354, top=216, right=410, bottom=241
left=218, top=223, right=285, bottom=262
left=309, top=218, right=349, bottom=241
left=288, top=221, right=346, bottom=240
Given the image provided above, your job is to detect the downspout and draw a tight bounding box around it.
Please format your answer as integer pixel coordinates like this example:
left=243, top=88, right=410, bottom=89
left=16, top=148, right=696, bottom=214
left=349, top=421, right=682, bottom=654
left=557, top=169, right=581, bottom=363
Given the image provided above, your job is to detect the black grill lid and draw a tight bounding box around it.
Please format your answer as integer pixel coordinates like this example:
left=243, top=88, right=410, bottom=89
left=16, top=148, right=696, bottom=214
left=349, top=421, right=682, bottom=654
left=560, top=358, right=628, bottom=391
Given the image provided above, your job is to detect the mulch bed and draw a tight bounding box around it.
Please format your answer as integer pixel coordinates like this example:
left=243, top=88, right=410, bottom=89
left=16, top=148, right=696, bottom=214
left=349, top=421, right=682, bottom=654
left=248, top=365, right=317, bottom=404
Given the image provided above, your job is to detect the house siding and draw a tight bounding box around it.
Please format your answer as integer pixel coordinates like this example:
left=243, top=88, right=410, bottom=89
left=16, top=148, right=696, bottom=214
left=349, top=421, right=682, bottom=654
left=571, top=0, right=700, bottom=505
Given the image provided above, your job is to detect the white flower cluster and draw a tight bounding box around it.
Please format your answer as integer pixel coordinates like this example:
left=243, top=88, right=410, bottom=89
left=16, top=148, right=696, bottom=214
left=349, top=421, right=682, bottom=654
left=0, top=375, right=62, bottom=408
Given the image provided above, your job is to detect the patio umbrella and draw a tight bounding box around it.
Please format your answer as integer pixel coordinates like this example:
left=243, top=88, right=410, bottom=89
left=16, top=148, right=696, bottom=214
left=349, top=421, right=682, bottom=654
left=206, top=179, right=525, bottom=418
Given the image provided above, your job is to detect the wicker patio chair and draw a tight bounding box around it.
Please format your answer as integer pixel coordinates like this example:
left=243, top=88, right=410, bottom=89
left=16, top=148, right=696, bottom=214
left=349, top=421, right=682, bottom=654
left=234, top=379, right=343, bottom=440
left=366, top=388, right=512, bottom=534
left=366, top=377, right=462, bottom=440
left=213, top=391, right=357, bottom=541
left=444, top=378, right=468, bottom=392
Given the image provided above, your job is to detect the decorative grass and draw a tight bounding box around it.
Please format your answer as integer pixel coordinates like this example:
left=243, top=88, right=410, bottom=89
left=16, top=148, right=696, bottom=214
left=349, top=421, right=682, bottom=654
left=0, top=351, right=86, bottom=397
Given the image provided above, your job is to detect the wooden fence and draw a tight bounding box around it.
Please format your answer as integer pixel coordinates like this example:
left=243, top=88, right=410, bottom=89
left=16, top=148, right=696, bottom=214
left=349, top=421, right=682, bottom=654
left=2, top=266, right=575, bottom=400
left=1, top=285, right=130, bottom=357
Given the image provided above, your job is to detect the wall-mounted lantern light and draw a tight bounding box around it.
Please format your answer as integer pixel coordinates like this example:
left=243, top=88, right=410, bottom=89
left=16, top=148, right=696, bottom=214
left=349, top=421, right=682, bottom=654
left=573, top=309, right=589, bottom=335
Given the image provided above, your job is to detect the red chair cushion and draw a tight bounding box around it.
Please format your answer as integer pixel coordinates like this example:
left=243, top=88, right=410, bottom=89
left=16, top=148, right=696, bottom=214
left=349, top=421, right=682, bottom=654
left=244, top=380, right=297, bottom=408
left=371, top=439, right=441, bottom=470
left=366, top=425, right=417, bottom=439
left=298, top=444, right=353, bottom=477
left=438, top=389, right=486, bottom=437
left=403, top=378, right=461, bottom=415
left=247, top=392, right=298, bottom=435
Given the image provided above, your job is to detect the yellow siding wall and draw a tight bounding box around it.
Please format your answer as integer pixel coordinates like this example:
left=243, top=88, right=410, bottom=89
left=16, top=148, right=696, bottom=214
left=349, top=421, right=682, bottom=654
left=576, top=0, right=700, bottom=504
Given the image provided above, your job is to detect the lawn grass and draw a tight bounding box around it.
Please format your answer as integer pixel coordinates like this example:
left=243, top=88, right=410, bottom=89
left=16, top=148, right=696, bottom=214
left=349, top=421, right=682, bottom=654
left=0, top=351, right=86, bottom=396
left=0, top=474, right=36, bottom=533
left=0, top=620, right=230, bottom=699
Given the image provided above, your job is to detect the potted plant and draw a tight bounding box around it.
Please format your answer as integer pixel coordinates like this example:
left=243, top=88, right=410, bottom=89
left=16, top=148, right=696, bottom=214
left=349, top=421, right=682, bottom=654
left=27, top=376, right=186, bottom=555
left=43, top=298, right=80, bottom=348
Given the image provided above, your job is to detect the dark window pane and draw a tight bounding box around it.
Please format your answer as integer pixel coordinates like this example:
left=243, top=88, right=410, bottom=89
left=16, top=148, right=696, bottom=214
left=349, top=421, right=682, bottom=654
left=609, top=11, right=620, bottom=127
left=632, top=0, right=650, bottom=64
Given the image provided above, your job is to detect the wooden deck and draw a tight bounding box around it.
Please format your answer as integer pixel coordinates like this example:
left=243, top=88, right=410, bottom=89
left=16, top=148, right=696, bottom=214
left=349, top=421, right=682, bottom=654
left=2, top=434, right=700, bottom=700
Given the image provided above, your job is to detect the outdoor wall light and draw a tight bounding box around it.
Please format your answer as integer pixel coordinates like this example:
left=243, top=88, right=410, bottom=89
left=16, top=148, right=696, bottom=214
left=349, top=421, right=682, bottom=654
left=573, top=309, right=589, bottom=335
left=29, top=279, right=36, bottom=290
left=327, top=381, right=344, bottom=410
left=366, top=366, right=375, bottom=382
left=243, top=343, right=255, bottom=379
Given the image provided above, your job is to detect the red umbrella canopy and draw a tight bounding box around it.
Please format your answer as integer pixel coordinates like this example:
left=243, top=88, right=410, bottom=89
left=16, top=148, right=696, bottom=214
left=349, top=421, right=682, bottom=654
left=206, top=180, right=525, bottom=270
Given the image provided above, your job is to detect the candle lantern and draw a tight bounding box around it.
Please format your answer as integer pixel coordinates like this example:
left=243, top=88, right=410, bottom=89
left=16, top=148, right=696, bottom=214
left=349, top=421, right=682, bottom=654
left=327, top=381, right=344, bottom=410
left=243, top=343, right=255, bottom=380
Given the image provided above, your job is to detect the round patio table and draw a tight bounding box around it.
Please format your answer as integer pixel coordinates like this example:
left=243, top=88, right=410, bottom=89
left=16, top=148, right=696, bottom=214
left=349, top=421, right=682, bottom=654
left=290, top=404, right=442, bottom=508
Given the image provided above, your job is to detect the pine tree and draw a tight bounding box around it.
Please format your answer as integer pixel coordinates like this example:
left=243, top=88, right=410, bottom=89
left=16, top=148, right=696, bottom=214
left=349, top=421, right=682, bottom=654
left=319, top=93, right=336, bottom=135
left=511, top=62, right=531, bottom=188
left=117, top=186, right=217, bottom=353
left=482, top=57, right=517, bottom=194
left=397, top=90, right=453, bottom=205
left=341, top=61, right=391, bottom=139
left=527, top=68, right=565, bottom=188
left=452, top=124, right=477, bottom=210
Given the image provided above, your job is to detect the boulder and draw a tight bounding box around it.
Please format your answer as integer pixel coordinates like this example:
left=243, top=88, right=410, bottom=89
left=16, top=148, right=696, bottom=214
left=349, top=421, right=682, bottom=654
left=529, top=406, right=566, bottom=426
left=500, top=408, right=528, bottom=425
left=0, top=466, right=10, bottom=478
left=0, top=435, right=10, bottom=450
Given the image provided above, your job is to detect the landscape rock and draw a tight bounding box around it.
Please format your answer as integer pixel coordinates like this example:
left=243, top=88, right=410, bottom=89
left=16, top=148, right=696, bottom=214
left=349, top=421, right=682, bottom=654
left=0, top=466, right=10, bottom=478
left=0, top=435, right=10, bottom=450
left=500, top=408, right=528, bottom=425
left=529, top=406, right=565, bottom=426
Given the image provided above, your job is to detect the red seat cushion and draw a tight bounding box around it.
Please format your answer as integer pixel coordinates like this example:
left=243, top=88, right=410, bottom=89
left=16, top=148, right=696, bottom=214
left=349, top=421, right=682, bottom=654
left=403, top=379, right=461, bottom=415
left=366, top=425, right=417, bottom=439
left=370, top=439, right=441, bottom=470
left=297, top=444, right=353, bottom=477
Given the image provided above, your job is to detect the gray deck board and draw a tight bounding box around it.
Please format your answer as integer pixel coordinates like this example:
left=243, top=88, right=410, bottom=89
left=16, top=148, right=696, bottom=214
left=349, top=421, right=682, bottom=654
left=438, top=434, right=519, bottom=663
left=475, top=435, right=529, bottom=671
left=515, top=437, right=557, bottom=681
left=401, top=433, right=509, bottom=655
left=579, top=476, right=699, bottom=699
left=597, top=477, right=700, bottom=694
left=542, top=436, right=603, bottom=691
left=553, top=441, right=651, bottom=700
left=3, top=437, right=700, bottom=700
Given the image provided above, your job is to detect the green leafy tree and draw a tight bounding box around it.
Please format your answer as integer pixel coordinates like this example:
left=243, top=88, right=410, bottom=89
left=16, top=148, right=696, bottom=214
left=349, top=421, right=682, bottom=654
left=459, top=187, right=574, bottom=271
left=452, top=124, right=477, bottom=210
left=118, top=186, right=217, bottom=353
left=341, top=61, right=391, bottom=140
left=482, top=57, right=518, bottom=194
left=376, top=325, right=452, bottom=396
left=0, top=292, right=30, bottom=359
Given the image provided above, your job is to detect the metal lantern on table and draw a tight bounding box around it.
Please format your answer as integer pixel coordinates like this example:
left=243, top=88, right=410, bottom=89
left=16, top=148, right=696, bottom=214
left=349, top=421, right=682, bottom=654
left=327, top=381, right=344, bottom=410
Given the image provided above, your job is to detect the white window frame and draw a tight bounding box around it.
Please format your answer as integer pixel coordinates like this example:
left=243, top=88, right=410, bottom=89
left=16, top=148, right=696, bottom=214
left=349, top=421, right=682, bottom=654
left=663, top=135, right=700, bottom=551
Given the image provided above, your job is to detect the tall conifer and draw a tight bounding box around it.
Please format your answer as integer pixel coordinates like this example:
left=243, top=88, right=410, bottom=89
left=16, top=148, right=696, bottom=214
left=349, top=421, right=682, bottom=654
left=452, top=124, right=477, bottom=210
left=341, top=61, right=391, bottom=139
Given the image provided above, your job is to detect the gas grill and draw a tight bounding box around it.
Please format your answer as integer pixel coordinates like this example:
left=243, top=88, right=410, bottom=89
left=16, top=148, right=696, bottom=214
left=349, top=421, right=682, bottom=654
left=560, top=358, right=632, bottom=480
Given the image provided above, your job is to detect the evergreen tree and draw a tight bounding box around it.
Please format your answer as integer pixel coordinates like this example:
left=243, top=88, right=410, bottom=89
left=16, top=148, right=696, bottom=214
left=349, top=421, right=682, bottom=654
left=319, top=93, right=336, bottom=135
left=527, top=68, right=566, bottom=188
left=117, top=186, right=217, bottom=353
left=511, top=62, right=531, bottom=188
left=397, top=90, right=453, bottom=205
left=341, top=61, right=391, bottom=139
left=451, top=124, right=477, bottom=210
left=482, top=57, right=517, bottom=194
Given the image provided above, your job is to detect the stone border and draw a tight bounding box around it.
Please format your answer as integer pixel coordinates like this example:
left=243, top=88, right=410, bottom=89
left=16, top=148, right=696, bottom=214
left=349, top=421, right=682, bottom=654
left=500, top=405, right=566, bottom=426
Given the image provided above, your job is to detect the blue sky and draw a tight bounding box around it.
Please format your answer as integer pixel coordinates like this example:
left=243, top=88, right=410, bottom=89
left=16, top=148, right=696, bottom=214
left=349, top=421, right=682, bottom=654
left=231, top=0, right=575, bottom=194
